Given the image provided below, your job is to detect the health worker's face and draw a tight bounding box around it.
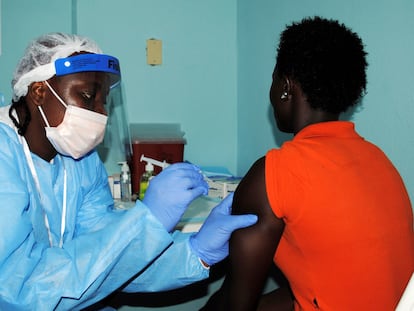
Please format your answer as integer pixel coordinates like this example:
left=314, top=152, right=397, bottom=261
left=44, top=72, right=111, bottom=127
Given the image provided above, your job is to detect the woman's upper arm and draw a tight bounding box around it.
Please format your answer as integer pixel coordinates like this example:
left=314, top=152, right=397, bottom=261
left=224, top=156, right=285, bottom=310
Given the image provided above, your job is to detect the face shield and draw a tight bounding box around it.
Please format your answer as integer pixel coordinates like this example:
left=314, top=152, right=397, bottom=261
left=50, top=55, right=131, bottom=173
left=54, top=53, right=131, bottom=171
left=98, top=80, right=132, bottom=175
left=57, top=54, right=130, bottom=160
left=12, top=32, right=131, bottom=171
left=61, top=55, right=133, bottom=174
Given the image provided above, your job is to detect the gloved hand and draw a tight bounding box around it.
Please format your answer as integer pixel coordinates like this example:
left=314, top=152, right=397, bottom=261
left=143, top=162, right=208, bottom=232
left=189, top=193, right=258, bottom=266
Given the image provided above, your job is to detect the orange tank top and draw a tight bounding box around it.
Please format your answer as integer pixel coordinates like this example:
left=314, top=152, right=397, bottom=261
left=266, top=121, right=414, bottom=310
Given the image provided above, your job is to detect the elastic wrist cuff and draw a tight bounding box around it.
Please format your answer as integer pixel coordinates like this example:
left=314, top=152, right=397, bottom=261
left=199, top=257, right=210, bottom=270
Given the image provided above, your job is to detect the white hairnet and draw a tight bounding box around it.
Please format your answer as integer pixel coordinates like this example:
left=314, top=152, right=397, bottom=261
left=12, top=32, right=102, bottom=101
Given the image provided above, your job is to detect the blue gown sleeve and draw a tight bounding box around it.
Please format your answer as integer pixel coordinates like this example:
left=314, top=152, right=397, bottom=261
left=123, top=231, right=210, bottom=293
left=54, top=201, right=175, bottom=311
left=71, top=152, right=209, bottom=298
left=0, top=126, right=179, bottom=311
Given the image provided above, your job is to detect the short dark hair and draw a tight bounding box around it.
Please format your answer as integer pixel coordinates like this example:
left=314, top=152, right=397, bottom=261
left=276, top=16, right=368, bottom=114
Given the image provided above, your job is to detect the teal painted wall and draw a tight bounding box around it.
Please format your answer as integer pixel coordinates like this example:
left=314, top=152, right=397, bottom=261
left=76, top=0, right=239, bottom=175
left=0, top=0, right=72, bottom=102
left=0, top=0, right=239, bottom=175
left=0, top=1, right=413, bottom=310
left=237, top=0, right=414, bottom=204
left=1, top=1, right=412, bottom=203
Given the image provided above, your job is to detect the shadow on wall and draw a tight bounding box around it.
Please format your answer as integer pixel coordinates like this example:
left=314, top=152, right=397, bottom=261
left=340, top=99, right=364, bottom=122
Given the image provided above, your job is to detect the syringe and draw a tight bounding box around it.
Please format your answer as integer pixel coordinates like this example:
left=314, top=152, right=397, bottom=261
left=140, top=154, right=170, bottom=170
left=139, top=156, right=233, bottom=199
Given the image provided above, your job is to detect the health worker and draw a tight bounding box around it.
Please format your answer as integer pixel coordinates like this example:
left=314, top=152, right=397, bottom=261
left=0, top=32, right=258, bottom=311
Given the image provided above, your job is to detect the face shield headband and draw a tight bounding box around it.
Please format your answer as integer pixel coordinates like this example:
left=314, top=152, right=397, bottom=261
left=54, top=53, right=121, bottom=88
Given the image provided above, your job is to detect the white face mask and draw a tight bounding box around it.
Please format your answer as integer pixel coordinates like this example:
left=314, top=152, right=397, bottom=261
left=38, top=81, right=108, bottom=159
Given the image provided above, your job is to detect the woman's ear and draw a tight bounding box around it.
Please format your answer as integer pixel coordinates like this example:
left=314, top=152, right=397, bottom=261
left=280, top=76, right=292, bottom=100
left=27, top=82, right=47, bottom=106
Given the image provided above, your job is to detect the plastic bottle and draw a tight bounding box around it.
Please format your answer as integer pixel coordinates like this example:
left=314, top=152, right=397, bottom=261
left=118, top=161, right=131, bottom=202
left=139, top=162, right=154, bottom=200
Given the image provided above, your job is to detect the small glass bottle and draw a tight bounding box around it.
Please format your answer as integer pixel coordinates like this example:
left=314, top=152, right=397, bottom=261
left=119, top=162, right=131, bottom=202
left=139, top=162, right=154, bottom=200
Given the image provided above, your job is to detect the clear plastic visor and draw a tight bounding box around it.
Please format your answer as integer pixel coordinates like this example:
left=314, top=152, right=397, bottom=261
left=54, top=54, right=129, bottom=172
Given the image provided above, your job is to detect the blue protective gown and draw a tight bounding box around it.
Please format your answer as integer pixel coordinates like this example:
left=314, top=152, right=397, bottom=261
left=0, top=106, right=209, bottom=310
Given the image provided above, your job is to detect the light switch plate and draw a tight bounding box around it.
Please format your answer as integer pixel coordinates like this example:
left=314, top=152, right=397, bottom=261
left=146, top=39, right=162, bottom=65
